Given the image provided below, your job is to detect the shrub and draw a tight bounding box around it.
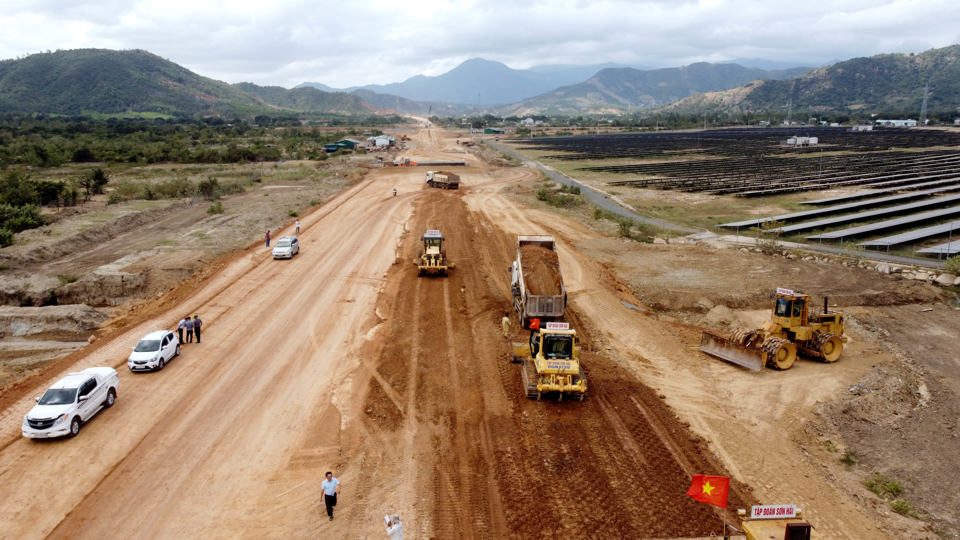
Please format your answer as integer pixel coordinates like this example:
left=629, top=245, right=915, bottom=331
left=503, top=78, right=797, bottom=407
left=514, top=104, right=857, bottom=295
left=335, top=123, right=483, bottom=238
left=890, top=499, right=914, bottom=517
left=0, top=228, right=12, bottom=247
left=58, top=274, right=79, bottom=285
left=755, top=220, right=784, bottom=255
left=616, top=217, right=634, bottom=237
left=155, top=177, right=193, bottom=199
left=197, top=177, right=219, bottom=199
left=865, top=473, right=903, bottom=498
left=111, top=179, right=141, bottom=200
left=207, top=201, right=224, bottom=214
left=0, top=203, right=44, bottom=232
left=107, top=193, right=126, bottom=205
left=944, top=255, right=960, bottom=274
left=288, top=210, right=298, bottom=217
left=839, top=449, right=858, bottom=467
left=536, top=187, right=582, bottom=208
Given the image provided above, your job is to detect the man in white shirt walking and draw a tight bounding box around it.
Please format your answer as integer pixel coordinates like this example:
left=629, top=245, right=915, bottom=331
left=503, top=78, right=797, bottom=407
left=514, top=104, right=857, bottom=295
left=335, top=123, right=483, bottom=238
left=321, top=471, right=341, bottom=521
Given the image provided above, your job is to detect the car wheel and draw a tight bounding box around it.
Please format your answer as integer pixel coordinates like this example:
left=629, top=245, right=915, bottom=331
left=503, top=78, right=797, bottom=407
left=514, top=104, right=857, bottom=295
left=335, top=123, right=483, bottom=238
left=104, top=388, right=116, bottom=408
left=69, top=417, right=81, bottom=437
left=175, top=344, right=181, bottom=357
left=157, top=357, right=165, bottom=371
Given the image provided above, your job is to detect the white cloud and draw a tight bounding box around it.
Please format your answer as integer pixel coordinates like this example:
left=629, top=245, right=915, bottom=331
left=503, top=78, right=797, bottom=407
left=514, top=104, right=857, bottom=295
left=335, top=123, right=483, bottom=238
left=0, top=0, right=957, bottom=88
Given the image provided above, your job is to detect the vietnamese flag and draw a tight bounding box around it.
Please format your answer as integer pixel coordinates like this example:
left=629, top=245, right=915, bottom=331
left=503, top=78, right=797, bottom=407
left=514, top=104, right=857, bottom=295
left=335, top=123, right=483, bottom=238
left=686, top=475, right=730, bottom=508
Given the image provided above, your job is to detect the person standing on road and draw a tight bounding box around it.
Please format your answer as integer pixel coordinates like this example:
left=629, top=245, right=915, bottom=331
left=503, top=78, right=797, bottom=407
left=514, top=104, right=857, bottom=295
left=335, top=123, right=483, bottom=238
left=295, top=220, right=300, bottom=235
left=185, top=316, right=195, bottom=343
left=193, top=315, right=202, bottom=344
left=177, top=317, right=186, bottom=344
left=501, top=312, right=512, bottom=343
left=265, top=230, right=271, bottom=247
left=321, top=471, right=341, bottom=521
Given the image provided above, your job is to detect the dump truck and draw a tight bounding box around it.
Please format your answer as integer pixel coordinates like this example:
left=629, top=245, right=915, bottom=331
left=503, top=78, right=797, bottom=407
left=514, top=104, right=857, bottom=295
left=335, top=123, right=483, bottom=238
left=514, top=321, right=587, bottom=401
left=699, top=288, right=846, bottom=371
left=425, top=170, right=460, bottom=189
left=415, top=229, right=454, bottom=276
left=510, top=236, right=566, bottom=329
left=736, top=505, right=819, bottom=540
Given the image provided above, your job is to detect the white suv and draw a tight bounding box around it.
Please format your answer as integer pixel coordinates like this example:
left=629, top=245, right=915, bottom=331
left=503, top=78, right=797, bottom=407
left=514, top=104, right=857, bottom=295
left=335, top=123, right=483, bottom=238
left=22, top=367, right=119, bottom=439
left=128, top=330, right=180, bottom=371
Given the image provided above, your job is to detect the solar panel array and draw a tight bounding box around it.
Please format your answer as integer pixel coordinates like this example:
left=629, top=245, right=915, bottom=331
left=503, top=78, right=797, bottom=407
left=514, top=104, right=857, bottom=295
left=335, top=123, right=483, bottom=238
left=517, top=126, right=960, bottom=198
left=512, top=126, right=960, bottom=258
left=859, top=221, right=960, bottom=248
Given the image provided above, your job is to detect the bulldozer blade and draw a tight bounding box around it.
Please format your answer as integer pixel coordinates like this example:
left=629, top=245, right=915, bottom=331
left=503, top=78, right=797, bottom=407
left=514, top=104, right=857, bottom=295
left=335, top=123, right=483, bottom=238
left=511, top=342, right=528, bottom=364
left=699, top=332, right=764, bottom=371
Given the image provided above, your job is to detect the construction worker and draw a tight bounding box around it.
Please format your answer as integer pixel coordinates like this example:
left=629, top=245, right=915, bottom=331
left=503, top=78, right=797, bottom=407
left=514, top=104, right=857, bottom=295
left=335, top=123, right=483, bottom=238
left=501, top=312, right=512, bottom=342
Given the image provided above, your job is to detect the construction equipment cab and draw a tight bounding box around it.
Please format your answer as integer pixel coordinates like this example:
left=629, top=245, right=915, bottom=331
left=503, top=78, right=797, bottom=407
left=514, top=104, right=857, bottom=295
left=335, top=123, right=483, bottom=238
left=415, top=229, right=454, bottom=276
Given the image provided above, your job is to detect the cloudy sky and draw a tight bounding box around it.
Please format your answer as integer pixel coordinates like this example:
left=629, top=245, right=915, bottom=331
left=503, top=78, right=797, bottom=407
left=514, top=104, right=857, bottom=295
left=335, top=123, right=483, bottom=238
left=2, top=0, right=959, bottom=89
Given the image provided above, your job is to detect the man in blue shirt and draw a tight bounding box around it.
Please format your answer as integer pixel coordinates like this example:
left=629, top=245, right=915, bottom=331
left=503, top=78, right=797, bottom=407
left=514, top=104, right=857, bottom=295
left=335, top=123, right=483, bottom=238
left=321, top=471, right=341, bottom=520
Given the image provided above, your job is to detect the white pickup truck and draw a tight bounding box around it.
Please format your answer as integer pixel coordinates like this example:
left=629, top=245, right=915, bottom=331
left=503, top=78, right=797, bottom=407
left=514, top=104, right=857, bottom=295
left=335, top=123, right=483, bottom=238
left=22, top=367, right=119, bottom=439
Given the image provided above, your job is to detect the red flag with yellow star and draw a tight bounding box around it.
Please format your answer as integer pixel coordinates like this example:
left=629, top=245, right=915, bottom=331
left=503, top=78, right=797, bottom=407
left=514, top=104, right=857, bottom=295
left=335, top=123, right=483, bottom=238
left=686, top=475, right=730, bottom=508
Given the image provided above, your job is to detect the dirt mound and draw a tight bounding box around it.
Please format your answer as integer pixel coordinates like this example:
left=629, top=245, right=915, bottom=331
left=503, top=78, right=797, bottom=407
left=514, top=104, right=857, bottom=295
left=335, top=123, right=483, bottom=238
left=519, top=244, right=563, bottom=295
left=0, top=304, right=107, bottom=339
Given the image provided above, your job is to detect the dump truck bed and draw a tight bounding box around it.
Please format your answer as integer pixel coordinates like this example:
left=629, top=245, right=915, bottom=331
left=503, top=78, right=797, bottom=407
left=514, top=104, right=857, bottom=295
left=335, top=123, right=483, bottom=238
left=513, top=236, right=566, bottom=326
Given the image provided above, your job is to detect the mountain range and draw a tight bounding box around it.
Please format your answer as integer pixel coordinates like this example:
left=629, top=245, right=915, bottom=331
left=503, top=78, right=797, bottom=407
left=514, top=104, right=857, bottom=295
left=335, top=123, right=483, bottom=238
left=0, top=46, right=958, bottom=120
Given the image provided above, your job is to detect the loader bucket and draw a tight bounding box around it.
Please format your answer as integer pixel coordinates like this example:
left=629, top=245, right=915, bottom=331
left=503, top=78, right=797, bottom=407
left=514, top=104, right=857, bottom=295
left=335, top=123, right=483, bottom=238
left=699, top=332, right=764, bottom=371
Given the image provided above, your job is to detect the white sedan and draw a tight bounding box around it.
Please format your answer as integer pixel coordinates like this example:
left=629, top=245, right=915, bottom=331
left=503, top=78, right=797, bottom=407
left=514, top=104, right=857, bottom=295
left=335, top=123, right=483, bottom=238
left=272, top=236, right=300, bottom=259
left=22, top=367, right=119, bottom=439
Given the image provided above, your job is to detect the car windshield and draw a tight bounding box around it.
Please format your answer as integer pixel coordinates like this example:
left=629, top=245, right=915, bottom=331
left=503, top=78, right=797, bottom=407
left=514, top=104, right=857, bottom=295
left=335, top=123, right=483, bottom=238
left=276, top=240, right=292, bottom=247
left=134, top=339, right=161, bottom=352
left=38, top=387, right=77, bottom=405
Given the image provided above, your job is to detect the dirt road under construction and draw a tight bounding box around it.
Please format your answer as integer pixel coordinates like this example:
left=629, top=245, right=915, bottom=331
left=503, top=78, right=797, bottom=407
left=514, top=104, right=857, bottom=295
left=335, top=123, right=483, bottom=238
left=0, top=125, right=950, bottom=539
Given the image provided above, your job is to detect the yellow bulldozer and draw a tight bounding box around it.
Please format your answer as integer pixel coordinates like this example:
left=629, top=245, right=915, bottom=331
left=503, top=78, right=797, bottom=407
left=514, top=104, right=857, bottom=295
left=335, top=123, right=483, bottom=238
left=513, top=321, right=587, bottom=401
left=415, top=229, right=454, bottom=276
left=699, top=288, right=846, bottom=371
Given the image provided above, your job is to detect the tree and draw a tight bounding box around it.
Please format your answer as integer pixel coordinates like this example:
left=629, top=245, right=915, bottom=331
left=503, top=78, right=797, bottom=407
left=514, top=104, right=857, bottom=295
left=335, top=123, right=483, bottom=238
left=90, top=167, right=109, bottom=195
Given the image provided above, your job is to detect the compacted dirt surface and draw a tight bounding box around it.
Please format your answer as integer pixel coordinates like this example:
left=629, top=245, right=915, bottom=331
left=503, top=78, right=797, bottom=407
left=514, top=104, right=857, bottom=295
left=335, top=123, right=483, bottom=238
left=0, top=125, right=958, bottom=539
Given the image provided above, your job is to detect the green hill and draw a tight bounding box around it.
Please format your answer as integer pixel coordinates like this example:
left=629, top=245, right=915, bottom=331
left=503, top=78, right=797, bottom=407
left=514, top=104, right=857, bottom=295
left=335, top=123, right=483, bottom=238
left=500, top=63, right=809, bottom=115
left=665, top=44, right=960, bottom=119
left=0, top=49, right=371, bottom=117
left=233, top=83, right=371, bottom=115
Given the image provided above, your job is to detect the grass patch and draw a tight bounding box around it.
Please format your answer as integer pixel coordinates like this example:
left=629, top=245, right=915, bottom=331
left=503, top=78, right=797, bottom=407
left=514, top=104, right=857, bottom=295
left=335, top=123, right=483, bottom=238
left=58, top=274, right=79, bottom=285
left=839, top=449, right=858, bottom=467
left=536, top=187, right=583, bottom=208
left=890, top=499, right=916, bottom=517
left=207, top=201, right=224, bottom=214
left=865, top=473, right=903, bottom=498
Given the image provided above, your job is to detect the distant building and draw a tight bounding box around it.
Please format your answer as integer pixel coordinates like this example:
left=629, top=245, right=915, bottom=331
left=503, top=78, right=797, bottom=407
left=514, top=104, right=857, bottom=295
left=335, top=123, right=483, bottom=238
left=484, top=128, right=506, bottom=134
left=334, top=138, right=364, bottom=150
left=875, top=119, right=917, bottom=127
left=368, top=135, right=394, bottom=148
left=785, top=136, right=818, bottom=146
left=851, top=125, right=874, bottom=132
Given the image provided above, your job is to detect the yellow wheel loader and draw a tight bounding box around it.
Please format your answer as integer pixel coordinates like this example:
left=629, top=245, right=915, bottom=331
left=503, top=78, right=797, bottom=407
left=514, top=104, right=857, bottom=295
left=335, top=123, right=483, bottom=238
left=513, top=321, right=587, bottom=401
left=415, top=229, right=454, bottom=276
left=699, top=288, right=846, bottom=371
